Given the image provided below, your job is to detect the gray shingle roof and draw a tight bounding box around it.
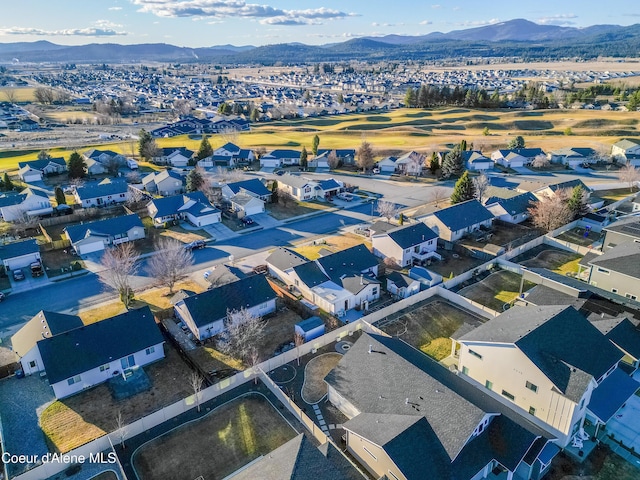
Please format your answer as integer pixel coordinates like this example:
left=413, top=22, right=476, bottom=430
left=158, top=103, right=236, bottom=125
left=148, top=192, right=217, bottom=219
left=386, top=222, right=438, bottom=249
left=12, top=311, right=83, bottom=360
left=293, top=262, right=328, bottom=288
left=603, top=216, right=640, bottom=239
left=458, top=306, right=623, bottom=401
left=178, top=275, right=276, bottom=327
left=38, top=306, right=163, bottom=384
left=496, top=148, right=545, bottom=159
left=587, top=368, right=640, bottom=422
left=75, top=180, right=128, bottom=200
left=0, top=239, right=39, bottom=260
left=266, top=247, right=308, bottom=272
left=485, top=192, right=537, bottom=216
left=226, top=178, right=271, bottom=197
left=18, top=157, right=66, bottom=170
left=316, top=244, right=378, bottom=278
left=589, top=242, right=640, bottom=278
left=64, top=214, right=143, bottom=244
left=431, top=200, right=494, bottom=232
left=605, top=318, right=640, bottom=359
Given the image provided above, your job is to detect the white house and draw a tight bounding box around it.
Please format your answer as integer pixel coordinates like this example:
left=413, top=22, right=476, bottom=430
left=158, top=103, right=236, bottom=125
left=142, top=170, right=184, bottom=196
left=147, top=192, right=221, bottom=227
left=265, top=247, right=309, bottom=285
left=611, top=139, right=640, bottom=166
left=422, top=200, right=494, bottom=242
left=230, top=193, right=265, bottom=218
left=174, top=275, right=276, bottom=340
left=11, top=307, right=165, bottom=399
left=386, top=271, right=421, bottom=299
left=221, top=178, right=272, bottom=202
left=462, top=151, right=493, bottom=171
left=395, top=151, right=425, bottom=176
left=485, top=192, right=537, bottom=224
left=64, top=214, right=146, bottom=255
left=548, top=148, right=596, bottom=168
left=152, top=147, right=194, bottom=167
left=74, top=179, right=130, bottom=208
left=18, top=157, right=67, bottom=183
left=491, top=148, right=545, bottom=168
left=377, top=156, right=397, bottom=174
left=277, top=175, right=342, bottom=201
left=260, top=149, right=301, bottom=168
left=371, top=222, right=439, bottom=268
left=0, top=239, right=41, bottom=272
left=0, top=188, right=53, bottom=221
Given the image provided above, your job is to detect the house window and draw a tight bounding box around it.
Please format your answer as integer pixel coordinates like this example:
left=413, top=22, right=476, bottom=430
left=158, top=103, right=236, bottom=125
left=469, top=349, right=482, bottom=360
left=501, top=390, right=515, bottom=401
left=525, top=381, right=538, bottom=393
left=529, top=406, right=536, bottom=416
left=626, top=293, right=638, bottom=301
left=68, top=375, right=81, bottom=386
left=428, top=240, right=433, bottom=245
left=597, top=268, right=610, bottom=275
left=388, top=471, right=400, bottom=480
left=612, top=288, right=618, bottom=294
left=29, top=360, right=36, bottom=368
left=100, top=364, right=110, bottom=372
left=462, top=366, right=469, bottom=375
left=372, top=287, right=378, bottom=296
left=485, top=380, right=493, bottom=390
left=146, top=346, right=155, bottom=355
left=363, top=446, right=377, bottom=461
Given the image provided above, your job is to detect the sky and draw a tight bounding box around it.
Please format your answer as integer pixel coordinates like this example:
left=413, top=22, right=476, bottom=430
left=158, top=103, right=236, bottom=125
left=1, top=0, right=639, bottom=47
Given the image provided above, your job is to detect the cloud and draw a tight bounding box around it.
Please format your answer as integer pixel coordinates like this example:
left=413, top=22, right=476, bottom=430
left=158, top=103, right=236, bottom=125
left=130, top=0, right=358, bottom=25
left=452, top=6, right=461, bottom=11
left=431, top=4, right=442, bottom=8
left=0, top=25, right=127, bottom=36
left=372, top=22, right=404, bottom=27
left=419, top=20, right=433, bottom=25
left=108, top=6, right=123, bottom=10
left=537, top=14, right=578, bottom=26
left=457, top=18, right=500, bottom=27
left=93, top=19, right=124, bottom=28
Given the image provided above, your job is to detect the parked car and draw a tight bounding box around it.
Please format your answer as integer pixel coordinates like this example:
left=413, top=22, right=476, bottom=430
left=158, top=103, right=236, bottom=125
left=12, top=269, right=25, bottom=281
left=184, top=239, right=206, bottom=250
left=275, top=170, right=285, bottom=176
left=30, top=262, right=43, bottom=277
left=241, top=216, right=254, bottom=225
left=372, top=168, right=380, bottom=174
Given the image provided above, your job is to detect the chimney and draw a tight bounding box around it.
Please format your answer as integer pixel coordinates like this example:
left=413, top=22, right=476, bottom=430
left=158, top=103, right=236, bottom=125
left=405, top=398, right=409, bottom=405
left=360, top=274, right=364, bottom=285
left=368, top=344, right=372, bottom=354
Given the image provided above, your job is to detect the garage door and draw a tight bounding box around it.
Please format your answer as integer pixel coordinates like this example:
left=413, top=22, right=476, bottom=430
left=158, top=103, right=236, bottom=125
left=23, top=173, right=42, bottom=183
left=76, top=241, right=105, bottom=255
left=5, top=254, right=40, bottom=271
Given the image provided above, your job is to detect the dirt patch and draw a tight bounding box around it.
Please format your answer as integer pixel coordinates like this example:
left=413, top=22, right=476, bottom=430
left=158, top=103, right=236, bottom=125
left=132, top=393, right=297, bottom=480
left=301, top=353, right=342, bottom=404
left=293, top=233, right=370, bottom=260
left=458, top=270, right=534, bottom=311
left=521, top=250, right=579, bottom=270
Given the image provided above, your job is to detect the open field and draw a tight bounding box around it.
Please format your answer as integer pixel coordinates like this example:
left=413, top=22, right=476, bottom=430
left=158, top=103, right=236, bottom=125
left=0, top=87, right=37, bottom=103
left=458, top=270, right=536, bottom=311
left=132, top=393, right=297, bottom=480
left=380, top=297, right=484, bottom=360
left=40, top=344, right=192, bottom=453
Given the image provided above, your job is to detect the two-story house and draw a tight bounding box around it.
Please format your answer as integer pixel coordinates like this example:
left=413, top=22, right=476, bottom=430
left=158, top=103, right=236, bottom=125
left=422, top=200, right=494, bottom=242
left=601, top=216, right=640, bottom=249
left=452, top=305, right=624, bottom=447
left=74, top=179, right=130, bottom=208
left=612, top=139, right=640, bottom=166
left=142, top=170, right=184, bottom=196
left=586, top=242, right=640, bottom=300
left=371, top=222, right=439, bottom=268
left=64, top=214, right=145, bottom=255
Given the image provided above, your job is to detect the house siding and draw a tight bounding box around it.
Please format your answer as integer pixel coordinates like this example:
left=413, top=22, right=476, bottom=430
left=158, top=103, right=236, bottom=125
left=346, top=430, right=407, bottom=480
left=589, top=269, right=640, bottom=300
left=18, top=346, right=44, bottom=376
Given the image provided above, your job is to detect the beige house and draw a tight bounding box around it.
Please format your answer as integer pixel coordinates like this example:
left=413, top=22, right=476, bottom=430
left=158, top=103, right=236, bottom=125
left=371, top=222, right=439, bottom=268
left=587, top=242, right=640, bottom=300
left=421, top=200, right=494, bottom=242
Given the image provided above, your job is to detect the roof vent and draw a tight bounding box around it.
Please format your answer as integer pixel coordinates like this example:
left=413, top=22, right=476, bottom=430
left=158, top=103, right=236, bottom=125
left=405, top=397, right=409, bottom=405
left=368, top=344, right=372, bottom=354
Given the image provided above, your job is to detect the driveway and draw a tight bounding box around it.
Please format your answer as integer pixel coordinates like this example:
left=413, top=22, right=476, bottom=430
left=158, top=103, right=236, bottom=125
left=251, top=212, right=282, bottom=229
left=202, top=222, right=238, bottom=241
left=8, top=270, right=51, bottom=294
left=606, top=392, right=640, bottom=451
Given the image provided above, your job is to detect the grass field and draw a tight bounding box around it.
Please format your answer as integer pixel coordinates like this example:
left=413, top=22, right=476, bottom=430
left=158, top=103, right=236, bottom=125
left=0, top=87, right=37, bottom=103
left=132, top=393, right=297, bottom=480
left=458, top=270, right=535, bottom=311
left=381, top=297, right=484, bottom=361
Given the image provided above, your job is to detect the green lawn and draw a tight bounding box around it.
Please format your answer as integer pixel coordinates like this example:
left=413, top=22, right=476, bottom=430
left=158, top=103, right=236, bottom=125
left=132, top=394, right=297, bottom=480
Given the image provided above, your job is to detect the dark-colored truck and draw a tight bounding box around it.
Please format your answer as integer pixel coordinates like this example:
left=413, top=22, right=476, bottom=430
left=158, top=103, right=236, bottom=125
left=30, top=262, right=43, bottom=277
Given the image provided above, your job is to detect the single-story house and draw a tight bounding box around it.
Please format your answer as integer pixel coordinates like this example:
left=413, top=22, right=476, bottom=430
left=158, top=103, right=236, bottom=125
left=12, top=306, right=164, bottom=399
left=0, top=239, right=41, bottom=272
left=0, top=188, right=53, bottom=221
left=462, top=151, right=493, bottom=171
left=152, top=147, right=194, bottom=167
left=317, top=149, right=355, bottom=165
left=371, top=222, right=439, bottom=268
left=277, top=175, right=342, bottom=201
left=408, top=265, right=443, bottom=287
left=491, top=148, right=545, bottom=168
left=210, top=142, right=254, bottom=166
left=485, top=192, right=537, bottom=224
left=611, top=139, right=640, bottom=166
left=295, top=316, right=325, bottom=342
left=260, top=149, right=302, bottom=168
left=265, top=247, right=309, bottom=284
left=230, top=193, right=265, bottom=217
left=64, top=214, right=145, bottom=255
left=147, top=192, right=221, bottom=227
left=548, top=148, right=597, bottom=167
left=377, top=156, right=397, bottom=174
left=422, top=200, right=494, bottom=242
left=142, top=170, right=184, bottom=196
left=221, top=178, right=272, bottom=202
left=83, top=148, right=126, bottom=166
left=386, top=271, right=421, bottom=299
left=308, top=151, right=331, bottom=169
left=17, top=157, right=67, bottom=182
left=174, top=274, right=277, bottom=340
left=74, top=179, right=130, bottom=208
left=85, top=158, right=107, bottom=176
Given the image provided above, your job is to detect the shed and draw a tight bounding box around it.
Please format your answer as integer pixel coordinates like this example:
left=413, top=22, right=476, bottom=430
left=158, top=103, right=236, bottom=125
left=295, top=316, right=325, bottom=342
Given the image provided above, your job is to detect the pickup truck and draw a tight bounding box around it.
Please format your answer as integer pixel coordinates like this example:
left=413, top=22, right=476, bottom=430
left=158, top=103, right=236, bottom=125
left=30, top=262, right=43, bottom=277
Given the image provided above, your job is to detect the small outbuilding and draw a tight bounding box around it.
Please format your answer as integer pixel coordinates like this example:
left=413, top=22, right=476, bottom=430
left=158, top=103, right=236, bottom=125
left=295, top=316, right=325, bottom=342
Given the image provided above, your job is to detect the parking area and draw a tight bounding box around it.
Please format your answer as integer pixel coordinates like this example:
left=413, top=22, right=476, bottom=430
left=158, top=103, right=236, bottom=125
left=7, top=268, right=51, bottom=293
left=201, top=221, right=238, bottom=241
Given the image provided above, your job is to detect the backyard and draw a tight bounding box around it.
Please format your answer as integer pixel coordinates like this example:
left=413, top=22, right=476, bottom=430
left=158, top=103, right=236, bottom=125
left=427, top=251, right=487, bottom=278
left=39, top=343, right=193, bottom=453
left=301, top=353, right=342, bottom=404
left=520, top=246, right=584, bottom=276
left=457, top=270, right=536, bottom=312
left=380, top=297, right=485, bottom=361
left=555, top=226, right=603, bottom=247
left=293, top=233, right=369, bottom=260
left=131, top=393, right=297, bottom=480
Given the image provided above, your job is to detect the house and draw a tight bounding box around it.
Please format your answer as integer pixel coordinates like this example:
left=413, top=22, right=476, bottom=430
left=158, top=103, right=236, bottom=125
left=522, top=179, right=591, bottom=201
left=141, top=170, right=184, bottom=196
left=74, top=179, right=130, bottom=208
left=17, top=157, right=67, bottom=182
left=211, top=142, right=255, bottom=165
left=408, top=265, right=443, bottom=287
left=260, top=149, right=302, bottom=168
left=422, top=200, right=494, bottom=242
left=308, top=151, right=330, bottom=169
left=453, top=305, right=625, bottom=447
left=485, top=192, right=537, bottom=224
left=277, top=175, right=342, bottom=202
left=586, top=242, right=640, bottom=300
left=491, top=148, right=545, bottom=168
left=317, top=149, right=355, bottom=166
left=371, top=222, right=439, bottom=268
left=0, top=239, right=41, bottom=272
left=462, top=151, right=493, bottom=171
left=325, top=333, right=558, bottom=480
left=11, top=306, right=164, bottom=399
left=601, top=216, right=640, bottom=249
left=611, top=139, right=640, bottom=166
left=265, top=247, right=309, bottom=284
left=548, top=148, right=596, bottom=168
left=395, top=151, right=425, bottom=176
left=295, top=316, right=325, bottom=342
left=377, top=156, right=397, bottom=174
left=83, top=148, right=126, bottom=166
left=152, top=147, right=194, bottom=167
left=85, top=157, right=107, bottom=176
left=64, top=214, right=145, bottom=255
left=0, top=188, right=52, bottom=221
left=279, top=245, right=381, bottom=315
left=229, top=193, right=265, bottom=217
left=386, top=271, right=421, bottom=298
left=174, top=275, right=276, bottom=340
left=221, top=178, right=272, bottom=202
left=147, top=192, right=221, bottom=227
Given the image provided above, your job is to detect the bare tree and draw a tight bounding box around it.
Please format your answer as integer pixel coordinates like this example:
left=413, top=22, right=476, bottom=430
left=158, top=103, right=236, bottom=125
left=376, top=200, right=399, bottom=222
left=189, top=371, right=204, bottom=412
left=527, top=194, right=573, bottom=232
left=3, top=88, right=17, bottom=104
left=113, top=410, right=128, bottom=450
left=126, top=171, right=141, bottom=184
left=430, top=187, right=448, bottom=207
left=595, top=143, right=612, bottom=163
left=215, top=166, right=244, bottom=183
left=294, top=332, right=305, bottom=366
left=99, top=243, right=138, bottom=309
left=217, top=308, right=265, bottom=364
left=356, top=140, right=375, bottom=173
left=618, top=164, right=640, bottom=192
left=406, top=152, right=425, bottom=176
left=173, top=99, right=193, bottom=116
left=104, top=157, right=121, bottom=177
left=327, top=150, right=339, bottom=170
left=56, top=90, right=72, bottom=104
left=247, top=347, right=261, bottom=384
left=10, top=208, right=39, bottom=238
left=472, top=172, right=490, bottom=204
left=278, top=191, right=296, bottom=208
left=219, top=126, right=240, bottom=145
left=531, top=154, right=550, bottom=169
left=148, top=237, right=194, bottom=294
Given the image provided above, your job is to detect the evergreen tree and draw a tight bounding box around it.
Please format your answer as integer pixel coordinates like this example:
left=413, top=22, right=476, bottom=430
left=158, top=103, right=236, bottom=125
left=311, top=135, right=320, bottom=156
left=3, top=173, right=13, bottom=191
left=37, top=150, right=50, bottom=161
left=460, top=139, right=468, bottom=151
left=67, top=151, right=86, bottom=179
left=337, top=93, right=344, bottom=104
left=250, top=108, right=260, bottom=122
left=404, top=87, right=417, bottom=108
left=138, top=129, right=153, bottom=160
left=450, top=171, right=476, bottom=205
left=196, top=135, right=213, bottom=160
left=441, top=145, right=465, bottom=178
left=429, top=152, right=440, bottom=175
left=54, top=187, right=66, bottom=206
left=270, top=180, right=278, bottom=204
left=418, top=85, right=429, bottom=108
left=300, top=147, right=308, bottom=168
left=567, top=186, right=589, bottom=219
left=507, top=135, right=526, bottom=150
left=186, top=167, right=205, bottom=192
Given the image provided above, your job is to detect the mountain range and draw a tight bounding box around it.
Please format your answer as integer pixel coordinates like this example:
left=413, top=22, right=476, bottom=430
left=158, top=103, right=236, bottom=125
left=0, top=19, right=639, bottom=64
